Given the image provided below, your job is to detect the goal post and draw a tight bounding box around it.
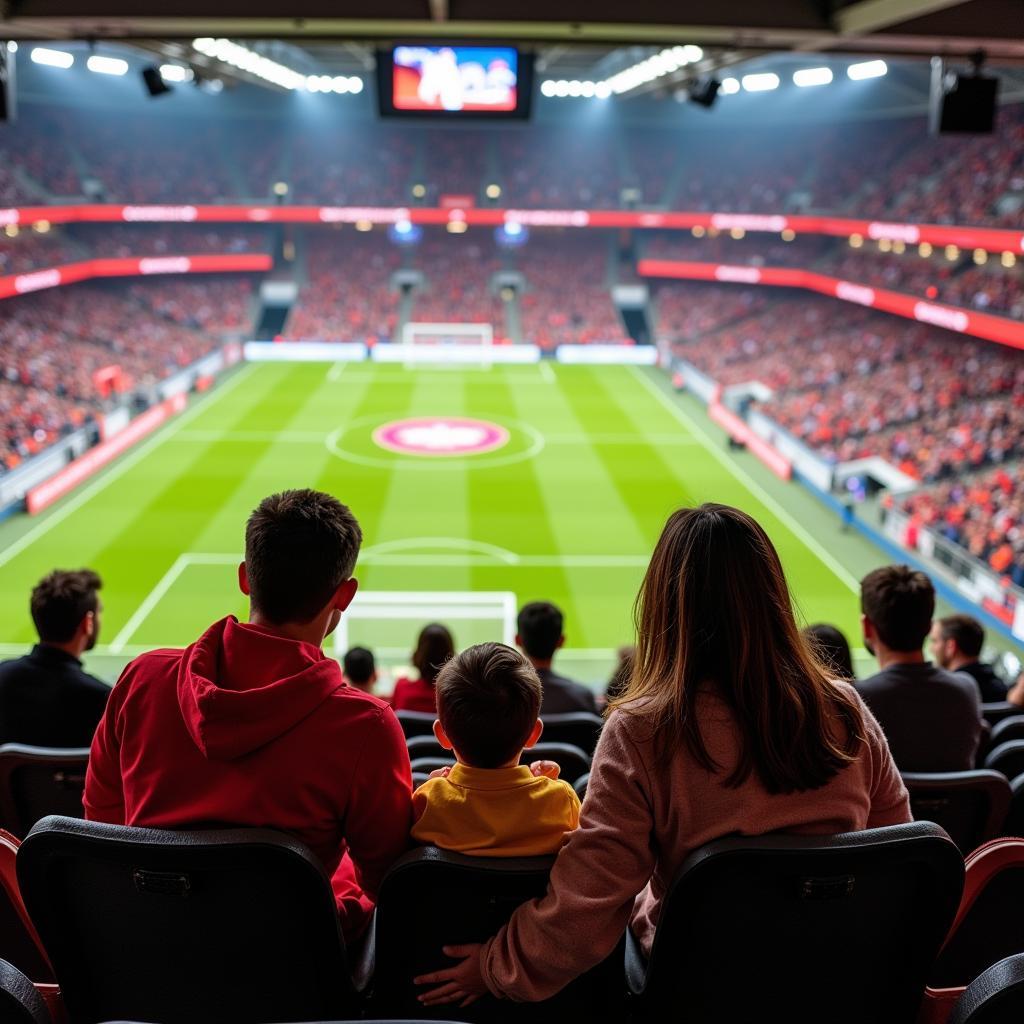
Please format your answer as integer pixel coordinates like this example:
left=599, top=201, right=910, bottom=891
left=399, top=322, right=495, bottom=367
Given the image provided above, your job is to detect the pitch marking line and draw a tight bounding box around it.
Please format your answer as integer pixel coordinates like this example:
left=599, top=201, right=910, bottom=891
left=0, top=364, right=258, bottom=573
left=172, top=429, right=699, bottom=447
left=539, top=361, right=556, bottom=384
left=630, top=367, right=861, bottom=594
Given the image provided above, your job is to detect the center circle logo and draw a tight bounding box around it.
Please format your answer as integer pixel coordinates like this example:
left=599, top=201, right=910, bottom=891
left=372, top=417, right=510, bottom=457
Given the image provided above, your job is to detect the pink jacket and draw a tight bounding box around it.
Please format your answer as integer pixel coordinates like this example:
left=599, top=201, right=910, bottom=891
left=481, top=684, right=911, bottom=1001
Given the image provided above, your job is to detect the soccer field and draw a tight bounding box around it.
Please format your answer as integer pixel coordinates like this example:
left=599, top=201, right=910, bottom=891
left=0, top=361, right=865, bottom=684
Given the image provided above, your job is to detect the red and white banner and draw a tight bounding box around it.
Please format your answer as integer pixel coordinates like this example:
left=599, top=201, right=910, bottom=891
left=639, top=259, right=1024, bottom=352
left=0, top=204, right=1021, bottom=254
left=708, top=401, right=792, bottom=480
left=26, top=394, right=187, bottom=515
left=0, top=253, right=272, bottom=301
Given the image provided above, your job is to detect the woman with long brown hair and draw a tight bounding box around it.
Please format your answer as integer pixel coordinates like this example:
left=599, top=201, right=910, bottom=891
left=416, top=503, right=910, bottom=1007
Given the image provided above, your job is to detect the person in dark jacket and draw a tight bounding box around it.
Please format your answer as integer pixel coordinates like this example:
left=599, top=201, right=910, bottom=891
left=929, top=614, right=1008, bottom=704
left=516, top=602, right=598, bottom=715
left=0, top=569, right=109, bottom=748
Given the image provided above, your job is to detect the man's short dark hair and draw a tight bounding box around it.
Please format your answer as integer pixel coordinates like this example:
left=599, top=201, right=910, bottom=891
left=245, top=490, right=361, bottom=624
left=30, top=570, right=102, bottom=644
left=861, top=565, right=935, bottom=653
left=517, top=601, right=564, bottom=661
left=436, top=642, right=542, bottom=769
left=938, top=614, right=985, bottom=660
left=343, top=646, right=375, bottom=685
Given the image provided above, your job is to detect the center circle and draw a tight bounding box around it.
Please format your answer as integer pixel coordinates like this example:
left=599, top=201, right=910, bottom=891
left=372, top=417, right=510, bottom=457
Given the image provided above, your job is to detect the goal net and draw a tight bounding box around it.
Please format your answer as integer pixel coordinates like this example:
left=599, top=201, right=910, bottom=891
left=332, top=590, right=517, bottom=666
left=399, top=322, right=495, bottom=367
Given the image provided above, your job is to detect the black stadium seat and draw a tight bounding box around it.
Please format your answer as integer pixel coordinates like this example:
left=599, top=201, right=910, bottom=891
left=0, top=746, right=89, bottom=839
left=902, top=771, right=1011, bottom=854
left=949, top=954, right=1024, bottom=1024
left=365, top=847, right=624, bottom=1022
left=406, top=736, right=447, bottom=762
left=573, top=773, right=589, bottom=801
left=0, top=959, right=51, bottom=1024
left=395, top=710, right=438, bottom=739
left=625, top=822, right=963, bottom=1024
left=409, top=758, right=453, bottom=776
left=1005, top=775, right=1024, bottom=838
left=985, top=741, right=1024, bottom=782
left=989, top=716, right=1024, bottom=749
left=17, top=816, right=359, bottom=1024
left=538, top=713, right=604, bottom=755
left=982, top=704, right=1022, bottom=727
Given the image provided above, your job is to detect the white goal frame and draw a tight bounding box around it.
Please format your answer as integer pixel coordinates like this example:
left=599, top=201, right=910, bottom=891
left=399, top=322, right=495, bottom=367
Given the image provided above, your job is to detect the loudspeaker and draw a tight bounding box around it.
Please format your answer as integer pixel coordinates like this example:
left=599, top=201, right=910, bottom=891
left=0, top=46, right=16, bottom=123
left=688, top=77, right=720, bottom=109
left=141, top=65, right=173, bottom=98
left=929, top=57, right=998, bottom=135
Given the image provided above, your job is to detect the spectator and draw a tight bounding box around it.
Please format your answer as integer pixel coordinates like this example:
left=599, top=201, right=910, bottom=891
left=415, top=504, right=909, bottom=1006
left=84, top=489, right=413, bottom=942
left=411, top=642, right=580, bottom=857
left=928, top=614, right=1008, bottom=703
left=516, top=602, right=598, bottom=715
left=0, top=569, right=109, bottom=747
left=803, top=623, right=856, bottom=682
left=392, top=623, right=455, bottom=713
left=858, top=566, right=983, bottom=771
left=343, top=646, right=378, bottom=696
left=604, top=644, right=635, bottom=704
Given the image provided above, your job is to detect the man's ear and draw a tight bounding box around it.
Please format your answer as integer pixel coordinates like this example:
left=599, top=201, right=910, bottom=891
left=333, top=577, right=359, bottom=613
left=514, top=633, right=523, bottom=649
left=238, top=561, right=250, bottom=596
left=860, top=614, right=873, bottom=641
left=556, top=634, right=565, bottom=651
left=523, top=719, right=544, bottom=749
left=79, top=610, right=95, bottom=641
left=433, top=719, right=454, bottom=751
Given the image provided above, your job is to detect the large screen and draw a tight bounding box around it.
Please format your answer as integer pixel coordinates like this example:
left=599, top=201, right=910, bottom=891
left=378, top=45, right=533, bottom=119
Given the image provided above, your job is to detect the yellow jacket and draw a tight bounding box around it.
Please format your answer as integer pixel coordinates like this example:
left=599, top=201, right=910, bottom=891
left=411, top=763, right=581, bottom=857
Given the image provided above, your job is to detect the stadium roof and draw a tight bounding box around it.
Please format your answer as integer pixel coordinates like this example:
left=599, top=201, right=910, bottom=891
left=3, top=0, right=1023, bottom=62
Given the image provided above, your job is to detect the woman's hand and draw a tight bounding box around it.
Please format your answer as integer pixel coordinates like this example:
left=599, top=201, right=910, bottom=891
left=414, top=943, right=488, bottom=1007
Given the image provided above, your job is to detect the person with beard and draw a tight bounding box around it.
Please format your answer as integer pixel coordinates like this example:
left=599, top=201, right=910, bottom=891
left=928, top=614, right=1008, bottom=704
left=0, top=569, right=110, bottom=747
left=858, top=566, right=983, bottom=772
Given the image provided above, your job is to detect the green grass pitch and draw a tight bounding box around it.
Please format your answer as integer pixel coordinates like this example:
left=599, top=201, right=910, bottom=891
left=0, top=361, right=866, bottom=687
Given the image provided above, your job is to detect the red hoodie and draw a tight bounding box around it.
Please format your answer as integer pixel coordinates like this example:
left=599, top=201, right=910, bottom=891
left=85, top=616, right=413, bottom=940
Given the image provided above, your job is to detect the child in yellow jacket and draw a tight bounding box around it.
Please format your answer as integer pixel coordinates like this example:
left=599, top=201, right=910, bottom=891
left=411, top=641, right=580, bottom=856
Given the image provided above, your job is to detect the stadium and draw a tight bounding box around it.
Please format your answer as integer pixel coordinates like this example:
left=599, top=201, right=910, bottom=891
left=0, top=1, right=1023, bottom=1021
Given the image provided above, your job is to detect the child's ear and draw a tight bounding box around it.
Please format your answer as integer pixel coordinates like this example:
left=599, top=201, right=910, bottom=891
left=523, top=719, right=544, bottom=749
left=433, top=719, right=454, bottom=751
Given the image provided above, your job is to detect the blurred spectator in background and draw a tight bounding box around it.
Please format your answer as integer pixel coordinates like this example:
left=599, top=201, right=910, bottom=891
left=804, top=624, right=855, bottom=682
left=604, top=644, right=635, bottom=704
left=516, top=601, right=598, bottom=716
left=343, top=646, right=378, bottom=697
left=929, top=614, right=1008, bottom=703
left=858, top=566, right=983, bottom=771
left=0, top=569, right=109, bottom=747
left=392, top=623, right=455, bottom=713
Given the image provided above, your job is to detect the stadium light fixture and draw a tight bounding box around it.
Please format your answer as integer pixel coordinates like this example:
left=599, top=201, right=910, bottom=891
left=486, top=183, right=501, bottom=199
left=973, top=248, right=988, bottom=265
left=355, top=220, right=373, bottom=232
left=160, top=64, right=194, bottom=83
left=944, top=244, right=960, bottom=261
left=848, top=60, right=887, bottom=80
left=849, top=234, right=864, bottom=248
left=793, top=67, right=833, bottom=87
left=1002, top=252, right=1017, bottom=268
left=781, top=229, right=796, bottom=241
left=412, top=183, right=427, bottom=198
left=7, top=42, right=17, bottom=54
left=540, top=80, right=556, bottom=97
left=741, top=73, right=780, bottom=93
left=30, top=47, right=74, bottom=69
left=603, top=44, right=704, bottom=96
left=273, top=181, right=289, bottom=197
left=33, top=220, right=51, bottom=233
left=919, top=242, right=933, bottom=257
left=4, top=224, right=19, bottom=237
left=720, top=77, right=740, bottom=95
left=691, top=226, right=706, bottom=238
left=87, top=55, right=129, bottom=76
left=193, top=37, right=305, bottom=91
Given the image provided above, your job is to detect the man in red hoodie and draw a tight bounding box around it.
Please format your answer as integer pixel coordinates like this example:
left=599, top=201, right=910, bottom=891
left=85, top=489, right=413, bottom=941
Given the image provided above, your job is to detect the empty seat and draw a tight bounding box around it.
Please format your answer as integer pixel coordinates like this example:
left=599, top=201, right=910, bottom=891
left=982, top=704, right=1022, bottom=727
left=17, top=816, right=358, bottom=1024
left=1004, top=774, right=1024, bottom=838
left=0, top=959, right=50, bottom=1024
left=985, top=741, right=1024, bottom=781
left=396, top=710, right=437, bottom=740
left=0, top=746, right=89, bottom=839
left=989, top=717, right=1024, bottom=749
left=366, top=847, right=624, bottom=1022
left=626, top=822, right=963, bottom=1024
left=903, top=771, right=1011, bottom=854
left=538, top=713, right=604, bottom=755
left=406, top=736, right=448, bottom=762
left=949, top=954, right=1024, bottom=1024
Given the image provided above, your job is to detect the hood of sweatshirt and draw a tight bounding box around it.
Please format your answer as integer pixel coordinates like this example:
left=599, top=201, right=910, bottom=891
left=177, top=616, right=344, bottom=761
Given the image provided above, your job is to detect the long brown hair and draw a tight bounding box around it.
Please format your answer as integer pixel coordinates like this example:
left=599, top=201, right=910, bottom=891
left=610, top=504, right=864, bottom=794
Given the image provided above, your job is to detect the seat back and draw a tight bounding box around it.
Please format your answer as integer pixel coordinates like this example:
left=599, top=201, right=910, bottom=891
left=930, top=837, right=1024, bottom=991
left=520, top=743, right=590, bottom=787
left=409, top=758, right=452, bottom=776
left=989, top=716, right=1024, bottom=748
left=1005, top=774, right=1024, bottom=838
left=985, top=741, right=1024, bottom=781
left=903, top=771, right=1012, bottom=854
left=0, top=832, right=52, bottom=984
left=406, top=735, right=447, bottom=762
left=982, top=703, right=1022, bottom=726
left=17, top=817, right=356, bottom=1024
left=0, top=959, right=50, bottom=1024
left=537, top=713, right=603, bottom=755
left=631, top=823, right=963, bottom=1024
left=949, top=953, right=1024, bottom=1024
left=0, top=746, right=90, bottom=839
left=370, top=848, right=623, bottom=1022
left=396, top=710, right=437, bottom=739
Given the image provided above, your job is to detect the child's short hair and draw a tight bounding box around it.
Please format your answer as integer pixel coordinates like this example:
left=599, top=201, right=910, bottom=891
left=343, top=646, right=375, bottom=685
left=436, top=642, right=542, bottom=769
